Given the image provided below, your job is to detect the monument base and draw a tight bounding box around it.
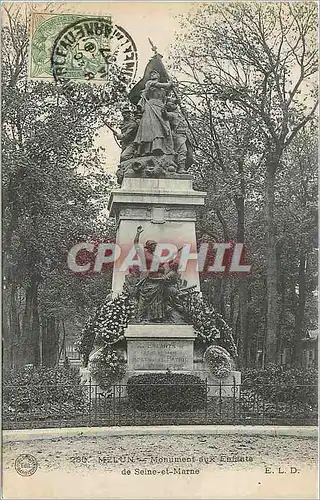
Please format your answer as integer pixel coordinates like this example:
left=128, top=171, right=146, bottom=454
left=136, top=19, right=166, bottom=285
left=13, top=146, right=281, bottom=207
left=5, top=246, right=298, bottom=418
left=81, top=324, right=241, bottom=399
left=125, top=324, right=196, bottom=372
left=194, top=367, right=241, bottom=398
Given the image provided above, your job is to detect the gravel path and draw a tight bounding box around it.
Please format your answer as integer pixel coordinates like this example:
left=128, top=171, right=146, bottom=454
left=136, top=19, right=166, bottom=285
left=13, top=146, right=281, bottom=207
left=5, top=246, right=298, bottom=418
left=3, top=433, right=318, bottom=472
left=3, top=434, right=318, bottom=499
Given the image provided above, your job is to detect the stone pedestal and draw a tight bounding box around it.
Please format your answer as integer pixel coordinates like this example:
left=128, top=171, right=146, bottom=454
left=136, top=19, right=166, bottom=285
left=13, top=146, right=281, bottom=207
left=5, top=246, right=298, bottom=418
left=80, top=366, right=91, bottom=385
left=125, top=324, right=196, bottom=374
left=106, top=175, right=241, bottom=399
left=108, top=177, right=206, bottom=295
left=194, top=366, right=241, bottom=398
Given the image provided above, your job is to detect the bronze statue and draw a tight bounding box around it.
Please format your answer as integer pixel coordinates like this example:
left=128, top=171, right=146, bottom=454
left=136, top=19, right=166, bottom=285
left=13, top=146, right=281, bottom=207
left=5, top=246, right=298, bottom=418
left=114, top=48, right=195, bottom=181
left=134, top=70, right=175, bottom=157
left=113, top=106, right=139, bottom=162
left=125, top=226, right=194, bottom=323
left=123, top=265, right=141, bottom=300
left=165, top=98, right=194, bottom=172
left=132, top=225, right=166, bottom=322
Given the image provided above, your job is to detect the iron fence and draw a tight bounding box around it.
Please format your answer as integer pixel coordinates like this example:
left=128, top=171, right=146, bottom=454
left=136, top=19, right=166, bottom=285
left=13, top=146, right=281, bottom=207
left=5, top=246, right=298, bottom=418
left=3, top=380, right=318, bottom=430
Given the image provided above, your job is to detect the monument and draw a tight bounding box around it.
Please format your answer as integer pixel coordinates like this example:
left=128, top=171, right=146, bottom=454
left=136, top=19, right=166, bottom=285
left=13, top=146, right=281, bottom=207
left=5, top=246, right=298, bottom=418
left=80, top=44, right=240, bottom=397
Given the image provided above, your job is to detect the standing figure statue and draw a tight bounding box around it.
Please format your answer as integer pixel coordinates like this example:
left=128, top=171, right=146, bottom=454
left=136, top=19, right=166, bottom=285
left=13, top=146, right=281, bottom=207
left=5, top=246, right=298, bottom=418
left=133, top=225, right=167, bottom=322
left=113, top=106, right=139, bottom=162
left=165, top=98, right=194, bottom=172
left=134, top=70, right=175, bottom=157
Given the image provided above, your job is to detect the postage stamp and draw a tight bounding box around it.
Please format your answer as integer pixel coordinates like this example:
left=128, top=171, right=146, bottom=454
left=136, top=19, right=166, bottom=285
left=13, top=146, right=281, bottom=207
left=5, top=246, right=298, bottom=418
left=29, top=12, right=138, bottom=84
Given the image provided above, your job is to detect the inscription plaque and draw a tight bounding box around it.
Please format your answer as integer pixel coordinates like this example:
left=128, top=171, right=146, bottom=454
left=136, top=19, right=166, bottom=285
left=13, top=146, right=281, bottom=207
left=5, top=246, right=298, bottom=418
left=127, top=339, right=194, bottom=371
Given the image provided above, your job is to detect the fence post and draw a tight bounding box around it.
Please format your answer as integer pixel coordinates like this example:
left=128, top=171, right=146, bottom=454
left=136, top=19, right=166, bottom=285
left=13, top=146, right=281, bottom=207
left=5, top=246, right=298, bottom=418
left=205, top=378, right=208, bottom=424
left=239, top=379, right=242, bottom=421
left=118, top=383, right=121, bottom=426
left=133, top=389, right=136, bottom=425
left=219, top=380, right=222, bottom=421
left=59, top=385, right=62, bottom=429
left=112, top=384, right=116, bottom=426
left=262, top=382, right=266, bottom=425
left=94, top=384, right=98, bottom=425
left=15, top=386, right=18, bottom=428
left=233, top=376, right=236, bottom=422
left=88, top=377, right=92, bottom=427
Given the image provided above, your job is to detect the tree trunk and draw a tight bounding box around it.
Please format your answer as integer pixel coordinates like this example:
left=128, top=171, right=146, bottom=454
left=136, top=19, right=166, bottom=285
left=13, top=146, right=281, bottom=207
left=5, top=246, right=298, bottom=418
left=265, top=160, right=278, bottom=364
left=292, top=252, right=306, bottom=365
left=235, top=159, right=249, bottom=368
left=276, top=273, right=286, bottom=364
left=22, top=279, right=40, bottom=366
left=3, top=286, right=14, bottom=369
left=229, top=284, right=237, bottom=332
left=9, top=284, right=21, bottom=368
left=213, top=278, right=226, bottom=315
left=42, top=317, right=59, bottom=367
left=32, top=282, right=41, bottom=367
left=41, top=319, right=47, bottom=366
left=238, top=281, right=249, bottom=367
left=245, top=281, right=253, bottom=367
left=219, top=279, right=226, bottom=317
left=276, top=243, right=286, bottom=364
left=58, top=320, right=67, bottom=362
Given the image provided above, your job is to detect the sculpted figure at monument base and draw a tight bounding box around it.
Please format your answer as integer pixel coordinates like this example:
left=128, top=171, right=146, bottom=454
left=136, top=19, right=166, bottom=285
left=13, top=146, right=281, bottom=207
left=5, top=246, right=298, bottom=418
left=123, top=226, right=194, bottom=324
left=116, top=154, right=179, bottom=184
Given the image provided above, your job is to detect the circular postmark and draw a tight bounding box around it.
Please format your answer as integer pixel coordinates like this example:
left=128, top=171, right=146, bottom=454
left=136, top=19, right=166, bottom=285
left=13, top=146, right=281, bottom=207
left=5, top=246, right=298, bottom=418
left=51, top=17, right=138, bottom=86
left=15, top=454, right=38, bottom=477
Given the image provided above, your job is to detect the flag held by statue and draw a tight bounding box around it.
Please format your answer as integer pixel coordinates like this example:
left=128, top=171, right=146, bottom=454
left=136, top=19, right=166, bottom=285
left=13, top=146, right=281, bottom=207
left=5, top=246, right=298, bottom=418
left=128, top=54, right=168, bottom=105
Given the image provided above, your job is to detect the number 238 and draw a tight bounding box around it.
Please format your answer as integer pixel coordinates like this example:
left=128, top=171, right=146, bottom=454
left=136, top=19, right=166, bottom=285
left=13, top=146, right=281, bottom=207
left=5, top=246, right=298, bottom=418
left=70, top=456, right=88, bottom=463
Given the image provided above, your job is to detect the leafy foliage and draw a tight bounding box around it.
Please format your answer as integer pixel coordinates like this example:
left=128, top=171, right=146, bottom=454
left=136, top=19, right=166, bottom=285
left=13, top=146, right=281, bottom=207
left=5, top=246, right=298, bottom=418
left=75, top=292, right=135, bottom=388
left=76, top=289, right=236, bottom=387
left=170, top=2, right=318, bottom=365
left=3, top=366, right=88, bottom=421
left=242, top=365, right=318, bottom=408
left=127, top=373, right=207, bottom=411
left=2, top=6, right=126, bottom=367
left=2, top=4, right=318, bottom=372
left=75, top=292, right=135, bottom=365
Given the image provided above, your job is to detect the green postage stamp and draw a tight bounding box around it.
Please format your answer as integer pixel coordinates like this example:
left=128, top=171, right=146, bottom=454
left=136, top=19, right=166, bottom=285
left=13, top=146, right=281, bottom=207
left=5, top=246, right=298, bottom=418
left=29, top=12, right=138, bottom=84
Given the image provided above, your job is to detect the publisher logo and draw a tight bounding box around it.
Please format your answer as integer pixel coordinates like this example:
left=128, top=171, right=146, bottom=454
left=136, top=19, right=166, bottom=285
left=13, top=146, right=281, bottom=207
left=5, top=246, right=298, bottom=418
left=15, top=454, right=38, bottom=476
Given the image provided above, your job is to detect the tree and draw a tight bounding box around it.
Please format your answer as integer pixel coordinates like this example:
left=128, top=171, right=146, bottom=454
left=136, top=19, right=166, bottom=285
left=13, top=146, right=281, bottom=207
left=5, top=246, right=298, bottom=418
left=273, top=128, right=318, bottom=363
left=2, top=5, right=125, bottom=368
left=172, top=2, right=318, bottom=363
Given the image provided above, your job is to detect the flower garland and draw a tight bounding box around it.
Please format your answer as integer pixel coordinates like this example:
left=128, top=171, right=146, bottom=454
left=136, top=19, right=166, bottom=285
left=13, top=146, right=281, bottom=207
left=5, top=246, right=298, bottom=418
left=75, top=289, right=236, bottom=387
left=91, top=292, right=135, bottom=346
left=185, top=291, right=237, bottom=358
left=75, top=292, right=135, bottom=361
left=204, top=345, right=232, bottom=379
left=75, top=292, right=135, bottom=386
left=89, top=349, right=126, bottom=389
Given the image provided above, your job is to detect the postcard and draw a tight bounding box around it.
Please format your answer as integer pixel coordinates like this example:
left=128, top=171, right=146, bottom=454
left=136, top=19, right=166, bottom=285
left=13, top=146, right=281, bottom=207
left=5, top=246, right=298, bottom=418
left=2, top=2, right=318, bottom=499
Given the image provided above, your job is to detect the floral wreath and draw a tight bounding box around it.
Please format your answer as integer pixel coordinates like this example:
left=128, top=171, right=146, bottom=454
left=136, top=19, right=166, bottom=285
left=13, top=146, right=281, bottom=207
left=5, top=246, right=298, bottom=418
left=75, top=290, right=236, bottom=387
left=186, top=291, right=237, bottom=358
left=204, top=345, right=232, bottom=379
left=75, top=292, right=134, bottom=387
